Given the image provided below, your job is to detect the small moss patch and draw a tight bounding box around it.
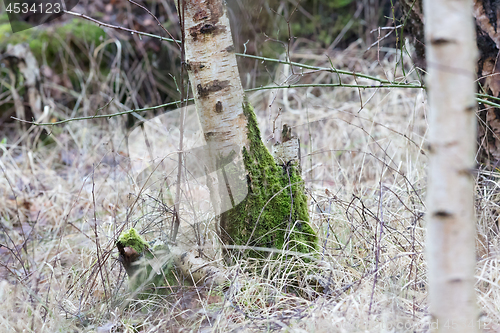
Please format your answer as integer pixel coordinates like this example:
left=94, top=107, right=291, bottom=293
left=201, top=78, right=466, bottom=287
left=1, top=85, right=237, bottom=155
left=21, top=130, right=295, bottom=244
left=117, top=229, right=181, bottom=297
left=118, top=228, right=149, bottom=253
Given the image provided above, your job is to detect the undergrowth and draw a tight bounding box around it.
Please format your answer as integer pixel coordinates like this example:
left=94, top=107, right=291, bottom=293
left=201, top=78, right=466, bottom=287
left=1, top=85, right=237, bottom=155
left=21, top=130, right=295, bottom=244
left=1, top=2, right=500, bottom=333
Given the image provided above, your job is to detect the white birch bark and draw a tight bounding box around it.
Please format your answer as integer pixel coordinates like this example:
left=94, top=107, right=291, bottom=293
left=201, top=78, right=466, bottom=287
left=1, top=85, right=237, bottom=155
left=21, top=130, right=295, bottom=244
left=183, top=0, right=248, bottom=151
left=181, top=0, right=249, bottom=213
left=423, top=0, right=479, bottom=331
left=177, top=0, right=316, bottom=254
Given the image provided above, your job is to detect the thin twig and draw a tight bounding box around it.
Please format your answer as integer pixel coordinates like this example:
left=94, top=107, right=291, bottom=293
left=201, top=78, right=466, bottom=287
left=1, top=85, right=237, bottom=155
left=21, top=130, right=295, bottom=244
left=63, top=10, right=178, bottom=43
left=171, top=0, right=186, bottom=243
left=63, top=10, right=420, bottom=86
left=127, top=0, right=181, bottom=49
left=12, top=99, right=191, bottom=126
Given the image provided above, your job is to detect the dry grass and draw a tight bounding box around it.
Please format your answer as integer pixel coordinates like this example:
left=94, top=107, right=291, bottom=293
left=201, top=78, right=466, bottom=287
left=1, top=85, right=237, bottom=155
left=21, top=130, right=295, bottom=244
left=1, top=19, right=500, bottom=333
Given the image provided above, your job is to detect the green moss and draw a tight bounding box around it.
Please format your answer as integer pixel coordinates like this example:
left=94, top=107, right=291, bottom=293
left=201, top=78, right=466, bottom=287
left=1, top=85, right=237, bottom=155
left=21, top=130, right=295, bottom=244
left=0, top=23, right=31, bottom=44
left=0, top=19, right=105, bottom=66
left=220, top=100, right=317, bottom=258
left=117, top=229, right=181, bottom=297
left=118, top=228, right=149, bottom=253
left=0, top=13, right=9, bottom=24
left=59, top=19, right=105, bottom=42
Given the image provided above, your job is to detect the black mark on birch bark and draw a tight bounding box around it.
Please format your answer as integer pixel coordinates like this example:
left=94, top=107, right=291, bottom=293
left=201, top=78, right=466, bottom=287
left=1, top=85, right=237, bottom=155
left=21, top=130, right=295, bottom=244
left=193, top=10, right=209, bottom=21
left=215, top=101, right=223, bottom=113
left=189, top=23, right=226, bottom=40
left=431, top=38, right=454, bottom=45
left=186, top=61, right=205, bottom=73
left=197, top=80, right=230, bottom=98
left=187, top=0, right=225, bottom=40
left=434, top=211, right=452, bottom=218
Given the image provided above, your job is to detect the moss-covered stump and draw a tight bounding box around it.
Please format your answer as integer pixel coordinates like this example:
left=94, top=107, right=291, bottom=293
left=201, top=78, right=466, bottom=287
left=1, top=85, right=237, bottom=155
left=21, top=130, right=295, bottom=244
left=117, top=228, right=230, bottom=298
left=219, top=102, right=317, bottom=259
left=116, top=228, right=177, bottom=297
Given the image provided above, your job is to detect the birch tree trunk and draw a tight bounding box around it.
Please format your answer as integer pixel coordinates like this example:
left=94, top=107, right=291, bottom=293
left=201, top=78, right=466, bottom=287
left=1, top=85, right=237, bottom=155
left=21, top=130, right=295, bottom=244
left=116, top=0, right=317, bottom=297
left=423, top=0, right=479, bottom=331
left=181, top=0, right=249, bottom=216
left=179, top=0, right=316, bottom=256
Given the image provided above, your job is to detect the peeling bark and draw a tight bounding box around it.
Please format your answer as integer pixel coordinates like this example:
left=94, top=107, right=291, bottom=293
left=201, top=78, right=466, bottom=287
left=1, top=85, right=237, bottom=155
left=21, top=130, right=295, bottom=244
left=473, top=0, right=500, bottom=165
left=401, top=0, right=500, bottom=166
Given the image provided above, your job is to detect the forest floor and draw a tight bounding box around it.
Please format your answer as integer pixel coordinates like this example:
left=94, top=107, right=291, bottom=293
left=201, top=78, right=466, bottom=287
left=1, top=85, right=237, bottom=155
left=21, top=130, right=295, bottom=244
left=1, top=26, right=500, bottom=333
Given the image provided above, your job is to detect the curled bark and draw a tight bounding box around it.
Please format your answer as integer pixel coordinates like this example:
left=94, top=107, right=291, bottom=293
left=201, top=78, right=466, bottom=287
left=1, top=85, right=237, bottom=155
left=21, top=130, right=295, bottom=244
left=401, top=0, right=500, bottom=165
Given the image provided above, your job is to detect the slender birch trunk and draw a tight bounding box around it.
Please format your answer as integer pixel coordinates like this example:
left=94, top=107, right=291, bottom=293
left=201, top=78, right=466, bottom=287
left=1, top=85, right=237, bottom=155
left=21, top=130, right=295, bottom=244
left=423, top=0, right=479, bottom=331
left=179, top=0, right=316, bottom=256
left=180, top=0, right=249, bottom=216
left=116, top=0, right=316, bottom=297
